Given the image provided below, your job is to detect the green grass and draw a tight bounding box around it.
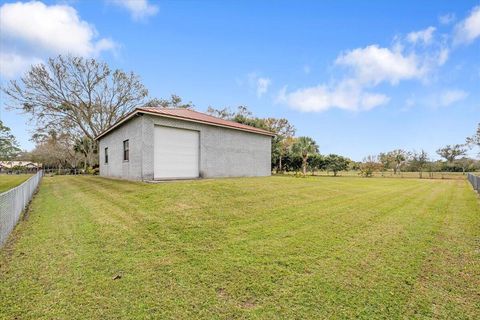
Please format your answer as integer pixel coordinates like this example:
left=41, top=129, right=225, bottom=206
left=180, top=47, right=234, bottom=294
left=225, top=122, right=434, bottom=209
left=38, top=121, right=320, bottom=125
left=0, top=174, right=33, bottom=193
left=1, top=176, right=479, bottom=319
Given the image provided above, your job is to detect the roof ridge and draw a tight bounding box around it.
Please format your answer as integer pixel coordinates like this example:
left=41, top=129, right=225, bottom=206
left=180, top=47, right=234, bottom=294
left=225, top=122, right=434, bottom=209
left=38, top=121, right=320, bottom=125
left=140, top=106, right=236, bottom=121
left=143, top=107, right=213, bottom=115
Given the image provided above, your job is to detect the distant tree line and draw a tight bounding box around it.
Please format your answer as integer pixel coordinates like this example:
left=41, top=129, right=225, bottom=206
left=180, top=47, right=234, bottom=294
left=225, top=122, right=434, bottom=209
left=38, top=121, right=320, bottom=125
left=208, top=106, right=480, bottom=177
left=357, top=141, right=479, bottom=178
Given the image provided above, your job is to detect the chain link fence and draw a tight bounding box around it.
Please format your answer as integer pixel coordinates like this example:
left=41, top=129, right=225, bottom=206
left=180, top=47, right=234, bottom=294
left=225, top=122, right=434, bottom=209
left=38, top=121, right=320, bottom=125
left=467, top=173, right=479, bottom=194
left=0, top=171, right=43, bottom=247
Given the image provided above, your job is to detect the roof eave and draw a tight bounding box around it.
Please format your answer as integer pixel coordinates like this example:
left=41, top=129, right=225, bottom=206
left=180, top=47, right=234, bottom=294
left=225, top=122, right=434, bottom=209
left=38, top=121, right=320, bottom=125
left=94, top=109, right=140, bottom=140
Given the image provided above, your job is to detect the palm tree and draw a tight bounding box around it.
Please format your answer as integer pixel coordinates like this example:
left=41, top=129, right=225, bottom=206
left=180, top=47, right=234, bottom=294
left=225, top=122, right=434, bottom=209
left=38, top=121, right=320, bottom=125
left=292, top=136, right=319, bottom=176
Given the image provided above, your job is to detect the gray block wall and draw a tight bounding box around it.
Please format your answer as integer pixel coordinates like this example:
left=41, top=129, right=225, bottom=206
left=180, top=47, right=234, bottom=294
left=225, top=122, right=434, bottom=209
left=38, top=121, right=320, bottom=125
left=99, top=115, right=145, bottom=180
left=99, top=113, right=272, bottom=180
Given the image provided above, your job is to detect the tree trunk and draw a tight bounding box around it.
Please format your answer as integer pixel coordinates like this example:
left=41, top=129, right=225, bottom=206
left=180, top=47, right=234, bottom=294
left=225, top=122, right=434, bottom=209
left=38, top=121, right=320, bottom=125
left=302, top=157, right=307, bottom=176
left=278, top=156, right=282, bottom=173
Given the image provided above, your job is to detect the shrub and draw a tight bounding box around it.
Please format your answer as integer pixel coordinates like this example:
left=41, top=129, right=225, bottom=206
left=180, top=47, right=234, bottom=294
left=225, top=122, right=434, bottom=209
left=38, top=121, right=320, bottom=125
left=86, top=167, right=100, bottom=175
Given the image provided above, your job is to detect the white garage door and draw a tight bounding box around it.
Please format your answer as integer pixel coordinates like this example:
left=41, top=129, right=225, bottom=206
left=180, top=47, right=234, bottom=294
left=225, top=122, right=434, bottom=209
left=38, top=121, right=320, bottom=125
left=154, top=126, right=199, bottom=179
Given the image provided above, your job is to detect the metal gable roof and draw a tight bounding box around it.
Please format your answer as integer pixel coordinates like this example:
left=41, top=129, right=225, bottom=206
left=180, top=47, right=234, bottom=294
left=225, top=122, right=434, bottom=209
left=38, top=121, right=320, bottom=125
left=95, top=107, right=275, bottom=139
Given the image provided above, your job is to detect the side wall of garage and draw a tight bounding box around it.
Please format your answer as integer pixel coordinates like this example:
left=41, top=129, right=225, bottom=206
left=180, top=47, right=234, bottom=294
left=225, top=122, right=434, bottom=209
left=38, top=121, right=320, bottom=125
left=143, top=114, right=271, bottom=180
left=98, top=115, right=145, bottom=180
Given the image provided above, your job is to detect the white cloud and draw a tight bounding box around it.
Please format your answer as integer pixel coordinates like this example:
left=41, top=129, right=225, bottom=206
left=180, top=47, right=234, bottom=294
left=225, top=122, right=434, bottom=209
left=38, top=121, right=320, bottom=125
left=0, top=1, right=114, bottom=56
left=405, top=89, right=468, bottom=109
left=277, top=5, right=479, bottom=113
left=278, top=80, right=390, bottom=112
left=407, top=26, right=436, bottom=45
left=361, top=92, right=391, bottom=109
left=0, top=1, right=115, bottom=78
left=247, top=73, right=271, bottom=97
left=454, top=5, right=480, bottom=44
left=256, top=77, right=271, bottom=97
left=335, top=45, right=428, bottom=85
left=109, top=0, right=158, bottom=21
left=439, top=13, right=456, bottom=25
left=437, top=47, right=449, bottom=65
left=278, top=41, right=441, bottom=112
left=437, top=89, right=468, bottom=107
left=0, top=52, right=42, bottom=79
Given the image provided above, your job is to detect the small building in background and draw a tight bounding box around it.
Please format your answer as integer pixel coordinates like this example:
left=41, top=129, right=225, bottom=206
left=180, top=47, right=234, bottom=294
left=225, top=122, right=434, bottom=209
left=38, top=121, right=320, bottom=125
left=0, top=161, right=42, bottom=174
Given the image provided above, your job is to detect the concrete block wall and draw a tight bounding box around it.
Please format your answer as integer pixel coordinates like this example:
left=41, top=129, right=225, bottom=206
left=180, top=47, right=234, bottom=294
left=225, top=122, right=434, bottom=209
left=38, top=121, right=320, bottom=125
left=98, top=115, right=145, bottom=180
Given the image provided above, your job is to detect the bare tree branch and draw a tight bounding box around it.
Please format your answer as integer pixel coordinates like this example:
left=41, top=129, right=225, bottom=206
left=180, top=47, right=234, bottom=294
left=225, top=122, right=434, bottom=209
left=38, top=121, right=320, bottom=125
left=2, top=55, right=149, bottom=141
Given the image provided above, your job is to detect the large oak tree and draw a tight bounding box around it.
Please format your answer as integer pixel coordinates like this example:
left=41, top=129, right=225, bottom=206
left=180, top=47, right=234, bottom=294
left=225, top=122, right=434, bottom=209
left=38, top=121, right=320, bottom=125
left=2, top=55, right=149, bottom=141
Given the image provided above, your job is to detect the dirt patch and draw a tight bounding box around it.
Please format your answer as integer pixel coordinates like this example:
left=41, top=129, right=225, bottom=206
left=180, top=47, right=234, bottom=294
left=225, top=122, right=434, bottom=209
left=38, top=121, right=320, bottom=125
left=240, top=298, right=257, bottom=309
left=216, top=287, right=229, bottom=299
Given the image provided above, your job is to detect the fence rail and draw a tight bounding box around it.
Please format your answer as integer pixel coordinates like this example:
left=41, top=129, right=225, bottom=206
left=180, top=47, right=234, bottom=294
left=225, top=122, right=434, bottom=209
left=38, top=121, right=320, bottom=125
left=0, top=171, right=43, bottom=247
left=467, top=173, right=479, bottom=194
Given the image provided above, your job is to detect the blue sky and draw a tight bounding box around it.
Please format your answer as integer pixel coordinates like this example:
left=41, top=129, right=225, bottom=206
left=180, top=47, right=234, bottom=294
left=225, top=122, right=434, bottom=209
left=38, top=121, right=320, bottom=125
left=0, top=0, right=479, bottom=160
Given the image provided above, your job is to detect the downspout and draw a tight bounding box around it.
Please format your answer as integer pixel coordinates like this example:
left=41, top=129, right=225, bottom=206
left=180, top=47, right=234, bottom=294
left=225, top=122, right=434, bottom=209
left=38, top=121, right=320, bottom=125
left=140, top=113, right=144, bottom=181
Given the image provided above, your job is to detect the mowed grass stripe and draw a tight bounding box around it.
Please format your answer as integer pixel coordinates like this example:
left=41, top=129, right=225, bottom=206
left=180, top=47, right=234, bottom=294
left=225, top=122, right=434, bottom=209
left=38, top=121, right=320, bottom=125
left=66, top=176, right=418, bottom=252
left=207, top=180, right=449, bottom=317
left=404, top=181, right=480, bottom=319
left=220, top=179, right=434, bottom=254
left=65, top=175, right=434, bottom=272
left=0, top=176, right=478, bottom=319
left=287, top=182, right=453, bottom=318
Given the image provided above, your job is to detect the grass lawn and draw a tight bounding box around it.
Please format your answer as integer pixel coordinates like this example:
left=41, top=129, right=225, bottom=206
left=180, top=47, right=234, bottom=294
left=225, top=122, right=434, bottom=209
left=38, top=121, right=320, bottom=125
left=0, top=174, right=33, bottom=193
left=1, top=176, right=479, bottom=319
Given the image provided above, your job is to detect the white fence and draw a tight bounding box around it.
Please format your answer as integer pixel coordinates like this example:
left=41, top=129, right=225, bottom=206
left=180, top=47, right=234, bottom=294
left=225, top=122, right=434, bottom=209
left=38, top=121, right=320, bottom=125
left=467, top=173, right=479, bottom=194
left=0, top=171, right=43, bottom=247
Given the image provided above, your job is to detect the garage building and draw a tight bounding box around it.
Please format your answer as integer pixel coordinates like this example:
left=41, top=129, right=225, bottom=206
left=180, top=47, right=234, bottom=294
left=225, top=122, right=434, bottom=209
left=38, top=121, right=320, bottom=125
left=96, top=107, right=274, bottom=180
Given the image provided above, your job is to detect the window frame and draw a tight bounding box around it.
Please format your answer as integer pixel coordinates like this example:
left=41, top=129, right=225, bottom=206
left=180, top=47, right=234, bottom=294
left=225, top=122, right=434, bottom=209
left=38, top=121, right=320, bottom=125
left=123, top=140, right=129, bottom=162
left=104, top=147, right=109, bottom=164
